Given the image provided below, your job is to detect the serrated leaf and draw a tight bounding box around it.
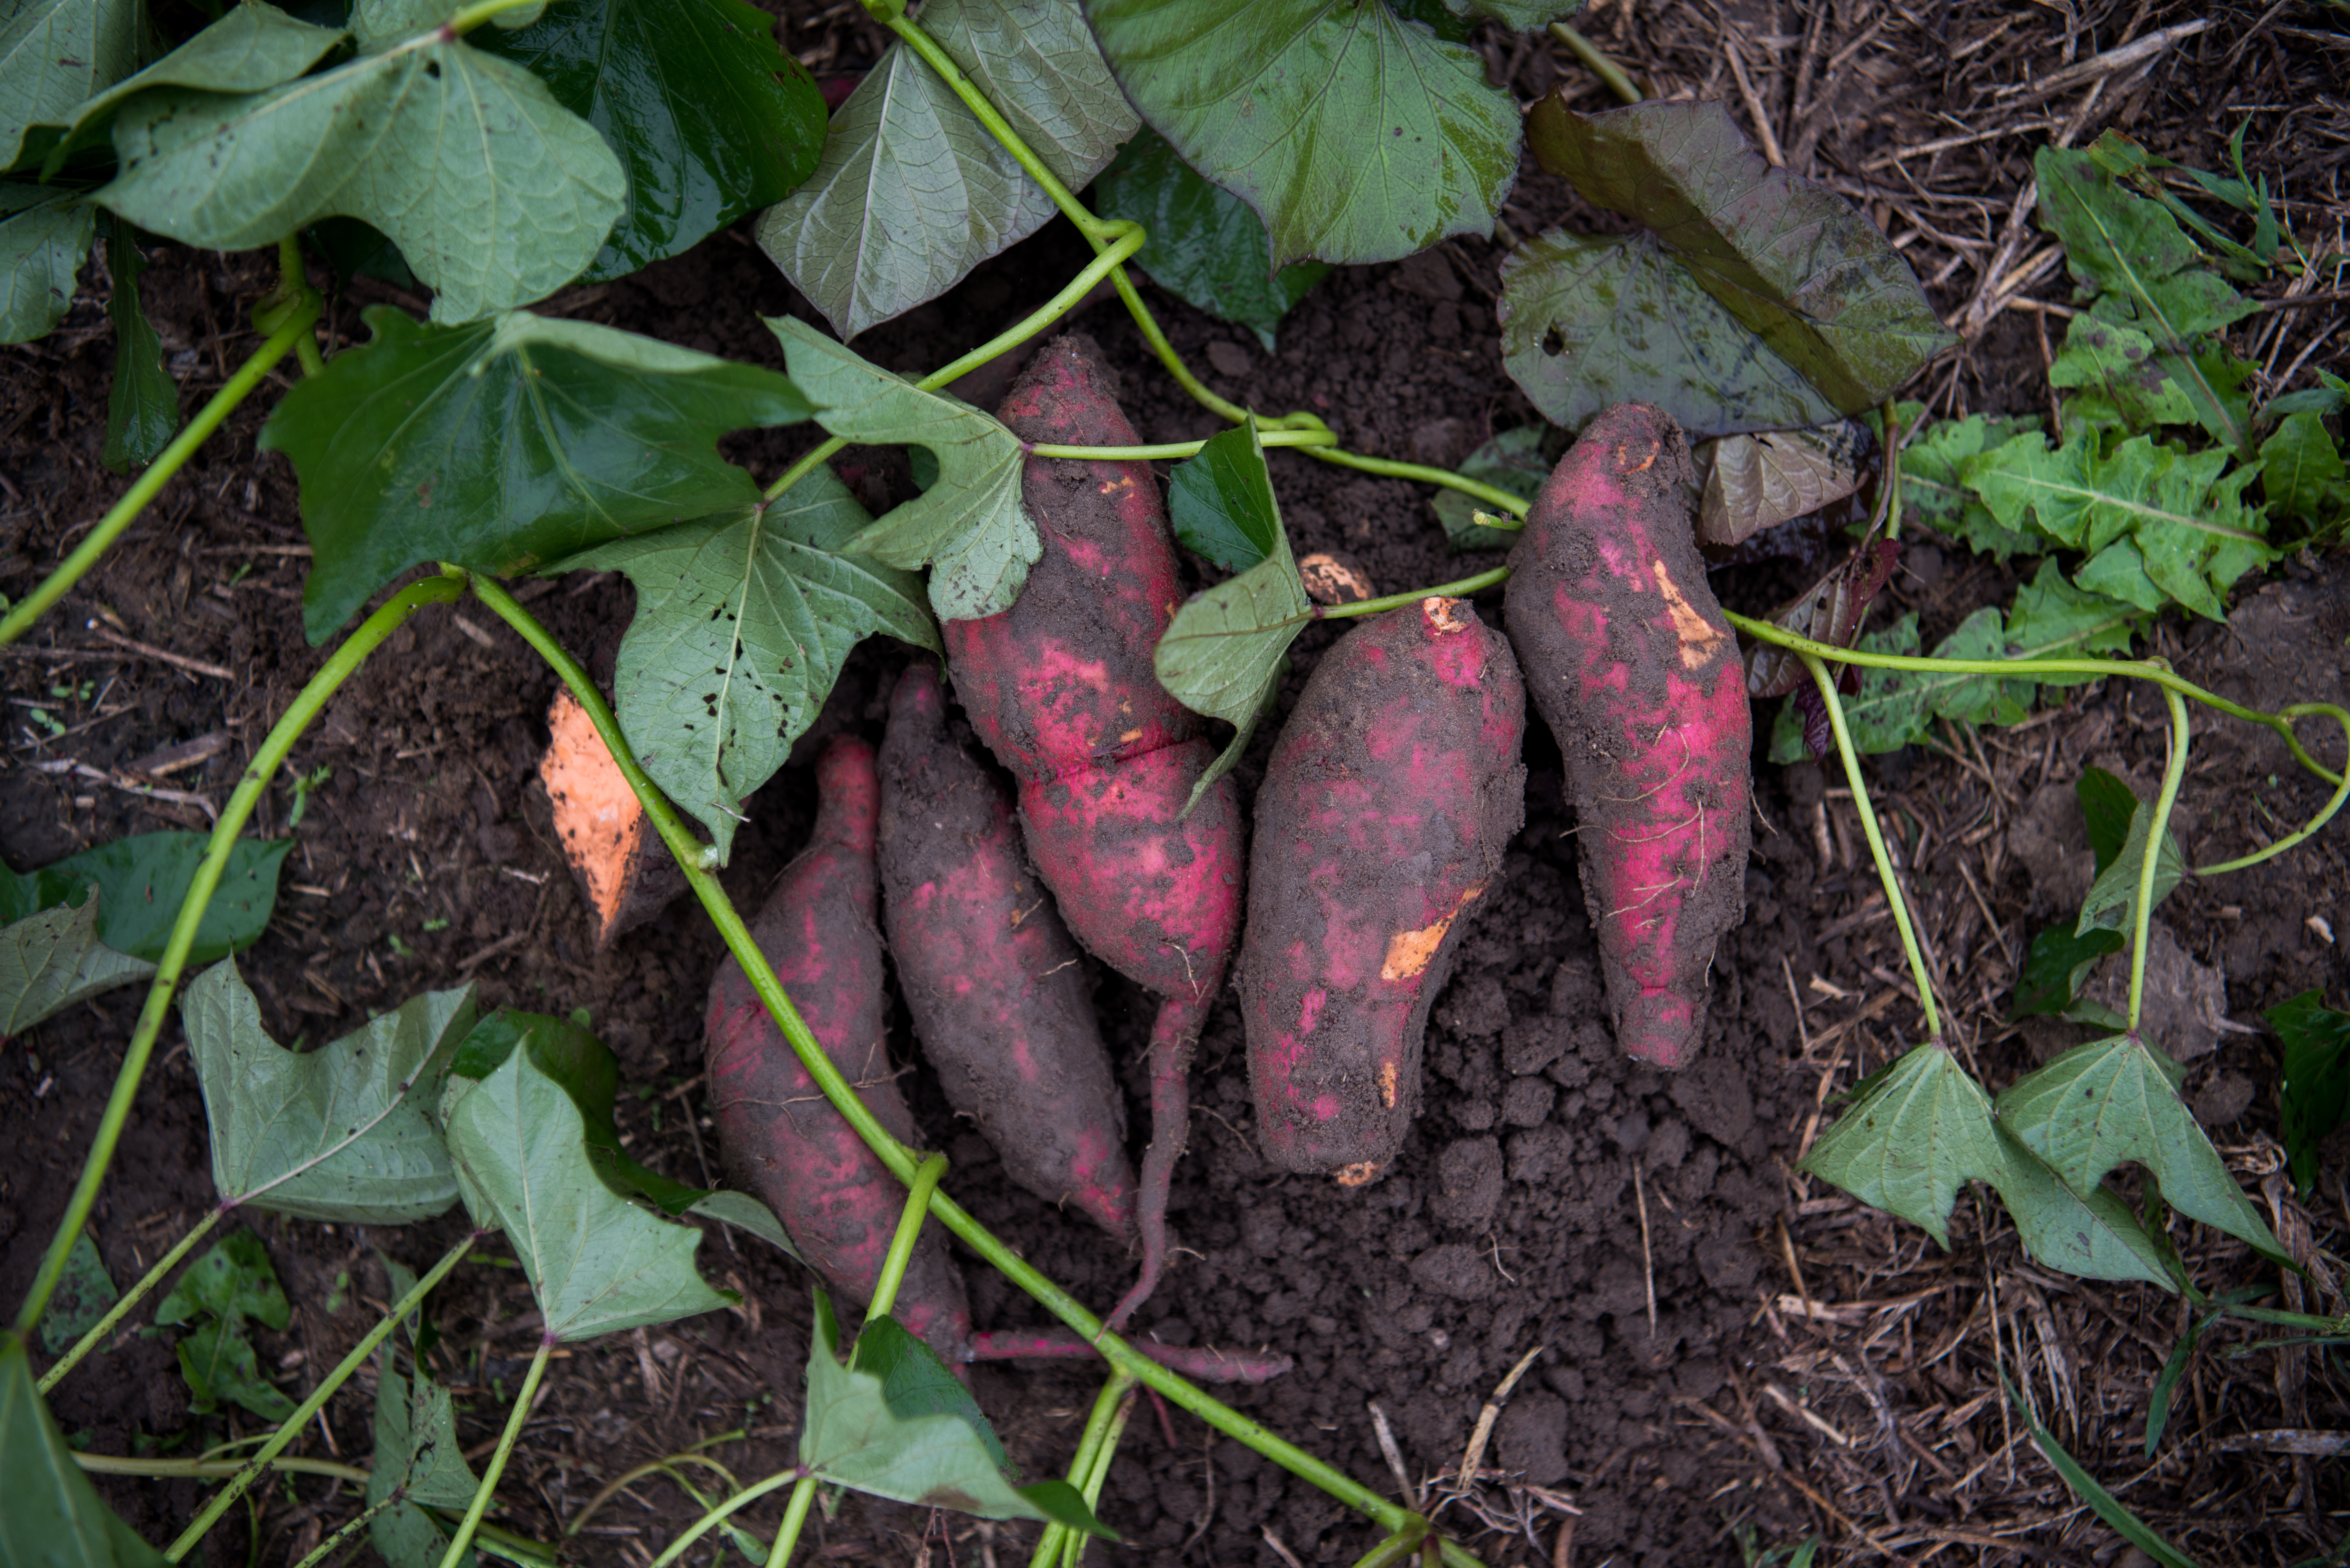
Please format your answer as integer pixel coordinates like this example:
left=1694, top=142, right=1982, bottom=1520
left=0, top=891, right=154, bottom=1037
left=1430, top=426, right=1545, bottom=552
left=758, top=0, right=1132, bottom=338
left=2002, top=559, right=2142, bottom=686
left=562, top=470, right=936, bottom=862
left=95, top=19, right=624, bottom=324
left=1989, top=1124, right=2175, bottom=1288
left=1090, top=125, right=1328, bottom=351
left=0, top=0, right=140, bottom=169
left=1799, top=1041, right=2005, bottom=1247
left=368, top=1368, right=481, bottom=1568
left=1900, top=413, right=2046, bottom=559
left=1524, top=96, right=1954, bottom=414
left=2270, top=990, right=2350, bottom=1195
left=262, top=307, right=811, bottom=641
left=101, top=215, right=178, bottom=474
left=1090, top=0, right=1521, bottom=269
left=474, top=0, right=826, bottom=282
left=1997, top=1033, right=2283, bottom=1260
left=2035, top=146, right=2255, bottom=452
left=0, top=1331, right=168, bottom=1568
left=441, top=1030, right=734, bottom=1342
left=1168, top=417, right=1282, bottom=572
left=2074, top=797, right=2185, bottom=938
left=2259, top=410, right=2345, bottom=527
left=2009, top=923, right=2126, bottom=1020
left=0, top=184, right=94, bottom=344
left=1746, top=538, right=1900, bottom=701
left=38, top=1233, right=118, bottom=1359
left=1693, top=420, right=1870, bottom=546
left=801, top=1292, right=1114, bottom=1533
left=0, top=832, right=291, bottom=963
left=1498, top=228, right=1839, bottom=438
left=772, top=316, right=1038, bottom=621
left=2048, top=309, right=2202, bottom=433
left=182, top=959, right=471, bottom=1222
left=157, top=1231, right=292, bottom=1332
left=177, top=1315, right=297, bottom=1421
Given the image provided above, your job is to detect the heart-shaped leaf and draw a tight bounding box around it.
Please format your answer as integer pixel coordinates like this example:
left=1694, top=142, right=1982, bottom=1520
left=0, top=891, right=153, bottom=1037
left=0, top=832, right=290, bottom=963
left=1800, top=1041, right=2005, bottom=1247
left=1989, top=1124, right=2174, bottom=1288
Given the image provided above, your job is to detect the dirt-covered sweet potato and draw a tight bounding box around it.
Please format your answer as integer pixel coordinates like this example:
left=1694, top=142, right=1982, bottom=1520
left=1503, top=402, right=1751, bottom=1071
left=877, top=661, right=1137, bottom=1242
left=942, top=332, right=1245, bottom=1326
left=1239, top=597, right=1527, bottom=1182
left=706, top=735, right=969, bottom=1365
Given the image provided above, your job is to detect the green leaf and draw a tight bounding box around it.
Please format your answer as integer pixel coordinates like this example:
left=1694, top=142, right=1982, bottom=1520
left=44, top=0, right=350, bottom=172
left=473, top=0, right=826, bottom=282
left=1800, top=1041, right=2007, bottom=1247
left=2075, top=766, right=2137, bottom=874
left=1523, top=97, right=1954, bottom=414
left=38, top=1233, right=119, bottom=1359
left=2000, top=1372, right=2200, bottom=1568
left=2074, top=797, right=2185, bottom=938
left=2258, top=410, right=2346, bottom=527
left=0, top=891, right=155, bottom=1037
left=1989, top=1124, right=2174, bottom=1288
left=772, top=316, right=1038, bottom=621
left=262, top=307, right=811, bottom=641
left=2009, top=923, right=2126, bottom=1021
left=1168, top=418, right=1283, bottom=572
left=368, top=1368, right=481, bottom=1568
left=0, top=832, right=291, bottom=963
left=756, top=0, right=1133, bottom=339
left=1090, top=0, right=1521, bottom=268
left=177, top=1316, right=296, bottom=1421
left=853, top=1315, right=1008, bottom=1472
left=0, top=1332, right=167, bottom=1568
left=2035, top=145, right=2255, bottom=452
left=2047, top=308, right=2203, bottom=433
left=157, top=1231, right=292, bottom=1333
left=1448, top=0, right=1583, bottom=24
left=441, top=1029, right=734, bottom=1342
left=1996, top=1033, right=2284, bottom=1260
left=101, top=216, right=178, bottom=474
left=560, top=469, right=936, bottom=863
left=685, top=1188, right=808, bottom=1269
left=2266, top=370, right=2348, bottom=420
left=2001, top=562, right=2141, bottom=685
left=1090, top=125, right=1328, bottom=352
left=1430, top=426, right=1545, bottom=552
left=1499, top=228, right=1841, bottom=439
left=1153, top=421, right=1312, bottom=809
left=800, top=1292, right=1113, bottom=1533
left=94, top=19, right=624, bottom=324
left=1900, top=413, right=2046, bottom=559
left=182, top=959, right=471, bottom=1222
left=2270, top=990, right=2350, bottom=1195
left=0, top=0, right=140, bottom=169
left=0, top=184, right=95, bottom=344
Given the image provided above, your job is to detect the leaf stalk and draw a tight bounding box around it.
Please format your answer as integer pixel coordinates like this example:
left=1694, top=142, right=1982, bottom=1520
left=2130, top=681, right=2192, bottom=1033
left=37, top=1207, right=222, bottom=1392
left=862, top=1153, right=948, bottom=1330
left=430, top=1336, right=554, bottom=1568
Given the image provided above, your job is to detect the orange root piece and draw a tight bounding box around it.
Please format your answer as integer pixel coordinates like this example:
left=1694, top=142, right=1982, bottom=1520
left=539, top=690, right=684, bottom=950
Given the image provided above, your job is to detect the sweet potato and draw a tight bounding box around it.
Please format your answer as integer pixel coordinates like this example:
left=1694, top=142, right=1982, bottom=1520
left=877, top=661, right=1137, bottom=1242
left=1239, top=597, right=1526, bottom=1181
left=706, top=735, right=970, bottom=1365
left=942, top=332, right=1245, bottom=1327
left=1503, top=402, right=1751, bottom=1070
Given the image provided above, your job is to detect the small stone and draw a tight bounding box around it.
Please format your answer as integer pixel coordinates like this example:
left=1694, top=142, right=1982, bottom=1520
left=2193, top=1070, right=2255, bottom=1126
left=1298, top=550, right=1376, bottom=606
left=1205, top=339, right=1252, bottom=378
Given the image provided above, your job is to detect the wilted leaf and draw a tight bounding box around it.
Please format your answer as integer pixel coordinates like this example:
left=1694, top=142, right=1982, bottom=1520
left=368, top=1368, right=481, bottom=1568
left=1800, top=1041, right=2006, bottom=1247
left=1430, top=426, right=1547, bottom=552
left=564, top=468, right=936, bottom=862
left=0, top=185, right=94, bottom=344
left=2271, top=991, right=2350, bottom=1195
left=1524, top=96, right=1953, bottom=413
left=263, top=307, right=810, bottom=641
left=1090, top=0, right=1521, bottom=268
left=1499, top=228, right=1839, bottom=438
left=1091, top=126, right=1328, bottom=351
left=0, top=1331, right=167, bottom=1568
left=1746, top=538, right=1900, bottom=701
left=0, top=832, right=290, bottom=963
left=475, top=0, right=826, bottom=281
left=101, top=216, right=178, bottom=474
left=182, top=960, right=471, bottom=1222
left=773, top=316, right=1038, bottom=621
left=0, top=891, right=154, bottom=1037
left=758, top=0, right=1132, bottom=338
left=95, top=15, right=623, bottom=323
left=1694, top=420, right=1871, bottom=546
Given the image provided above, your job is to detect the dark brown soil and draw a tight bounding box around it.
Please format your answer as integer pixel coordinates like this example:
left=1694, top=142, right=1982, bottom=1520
left=3, top=4, right=2346, bottom=1566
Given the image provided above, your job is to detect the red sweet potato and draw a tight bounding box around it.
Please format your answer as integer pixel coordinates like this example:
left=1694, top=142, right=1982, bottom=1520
left=706, top=735, right=970, bottom=1365
left=942, top=332, right=1245, bottom=1326
left=1503, top=403, right=1751, bottom=1070
left=877, top=661, right=1137, bottom=1242
left=1239, top=597, right=1526, bottom=1181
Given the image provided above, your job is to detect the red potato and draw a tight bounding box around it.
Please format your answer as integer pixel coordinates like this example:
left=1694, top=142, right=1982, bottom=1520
left=1239, top=597, right=1527, bottom=1181
left=1503, top=402, right=1751, bottom=1070
left=877, top=661, right=1138, bottom=1242
left=942, top=332, right=1245, bottom=1328
left=706, top=735, right=970, bottom=1366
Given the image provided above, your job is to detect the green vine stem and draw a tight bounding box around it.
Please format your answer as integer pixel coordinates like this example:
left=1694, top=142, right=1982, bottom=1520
left=1028, top=431, right=1338, bottom=462
left=269, top=235, right=326, bottom=377
left=1030, top=1369, right=1136, bottom=1568
left=0, top=297, right=322, bottom=649
left=288, top=1495, right=403, bottom=1568
left=1063, top=1381, right=1136, bottom=1568
left=2194, top=703, right=2350, bottom=875
left=863, top=1153, right=948, bottom=1329
left=566, top=1437, right=748, bottom=1538
left=432, top=1338, right=555, bottom=1568
left=37, top=1208, right=221, bottom=1391
left=463, top=574, right=1483, bottom=1568
left=1798, top=652, right=1943, bottom=1040
left=12, top=574, right=463, bottom=1337
left=649, top=1465, right=804, bottom=1568
left=1321, top=567, right=1513, bottom=621
left=164, top=1228, right=479, bottom=1561
left=1350, top=1515, right=1434, bottom=1568
left=447, top=0, right=544, bottom=32
left=74, top=1454, right=369, bottom=1484
left=2131, top=682, right=2193, bottom=1033
left=1548, top=20, right=1643, bottom=105
left=762, top=1476, right=819, bottom=1568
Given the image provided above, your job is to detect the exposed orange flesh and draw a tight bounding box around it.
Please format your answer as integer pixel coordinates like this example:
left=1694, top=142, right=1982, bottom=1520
left=539, top=690, right=681, bottom=949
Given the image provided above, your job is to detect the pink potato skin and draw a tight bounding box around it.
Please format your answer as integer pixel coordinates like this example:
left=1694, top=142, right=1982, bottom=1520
left=1239, top=598, right=1526, bottom=1179
left=706, top=736, right=970, bottom=1366
left=1502, top=402, right=1751, bottom=1070
left=877, top=662, right=1137, bottom=1242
